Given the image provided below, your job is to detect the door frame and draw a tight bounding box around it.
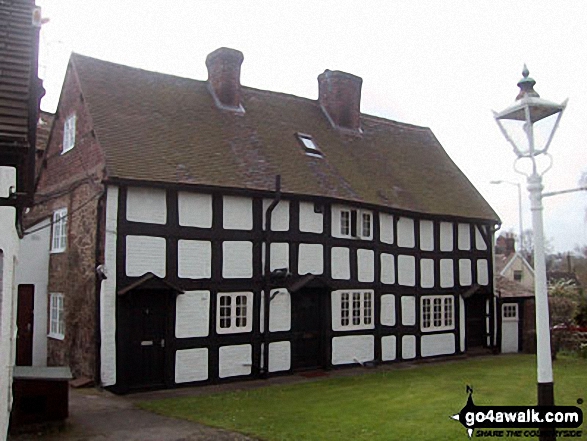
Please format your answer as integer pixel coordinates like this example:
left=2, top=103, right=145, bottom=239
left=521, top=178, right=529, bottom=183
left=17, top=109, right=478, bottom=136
left=290, top=287, right=327, bottom=371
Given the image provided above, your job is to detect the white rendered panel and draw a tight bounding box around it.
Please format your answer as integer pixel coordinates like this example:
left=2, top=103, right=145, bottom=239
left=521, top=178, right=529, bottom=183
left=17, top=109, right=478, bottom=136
left=298, top=243, right=323, bottom=275
left=299, top=202, right=323, bottom=233
left=475, top=226, right=488, bottom=251
left=331, top=335, right=374, bottom=365
left=269, top=289, right=291, bottom=332
left=269, top=341, right=291, bottom=372
left=380, top=294, right=396, bottom=326
left=477, top=259, right=489, bottom=286
left=460, top=296, right=466, bottom=352
left=397, top=217, right=415, bottom=248
left=263, top=199, right=290, bottom=231
left=175, top=291, right=210, bottom=338
left=222, top=241, right=253, bottom=278
left=402, top=335, right=416, bottom=359
left=440, top=259, right=454, bottom=288
left=420, top=220, right=434, bottom=251
left=459, top=259, right=472, bottom=286
left=401, top=296, right=416, bottom=326
left=178, top=192, right=212, bottom=228
left=101, top=186, right=118, bottom=386
left=259, top=292, right=265, bottom=333
left=458, top=223, right=471, bottom=250
left=219, top=344, right=252, bottom=378
left=262, top=242, right=289, bottom=273
left=126, top=186, right=167, bottom=224
left=420, top=258, right=435, bottom=288
left=357, top=249, right=375, bottom=282
left=381, top=335, right=397, bottom=361
left=398, top=255, right=415, bottom=286
left=379, top=213, right=394, bottom=244
left=223, top=196, right=253, bottom=230
left=126, top=235, right=166, bottom=277
left=175, top=348, right=208, bottom=383
left=421, top=334, right=455, bottom=357
left=178, top=240, right=211, bottom=279
left=331, top=247, right=350, bottom=280
left=440, top=222, right=453, bottom=252
left=380, top=253, right=395, bottom=285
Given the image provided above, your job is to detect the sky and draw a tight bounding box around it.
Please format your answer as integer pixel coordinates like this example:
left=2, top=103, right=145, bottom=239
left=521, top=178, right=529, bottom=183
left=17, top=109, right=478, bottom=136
left=35, top=0, right=587, bottom=253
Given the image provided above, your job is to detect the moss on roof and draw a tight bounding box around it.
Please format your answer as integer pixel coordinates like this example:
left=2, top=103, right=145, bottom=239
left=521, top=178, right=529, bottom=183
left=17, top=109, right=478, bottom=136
left=71, top=53, right=499, bottom=221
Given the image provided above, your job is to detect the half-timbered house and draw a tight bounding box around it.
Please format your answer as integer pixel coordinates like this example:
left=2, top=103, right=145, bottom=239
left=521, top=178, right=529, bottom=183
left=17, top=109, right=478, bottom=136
left=22, top=48, right=500, bottom=392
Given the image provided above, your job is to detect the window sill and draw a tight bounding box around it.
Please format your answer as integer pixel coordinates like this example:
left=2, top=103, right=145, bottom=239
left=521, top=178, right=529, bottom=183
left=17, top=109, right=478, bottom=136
left=421, top=327, right=455, bottom=333
left=50, top=248, right=66, bottom=254
left=48, top=333, right=65, bottom=341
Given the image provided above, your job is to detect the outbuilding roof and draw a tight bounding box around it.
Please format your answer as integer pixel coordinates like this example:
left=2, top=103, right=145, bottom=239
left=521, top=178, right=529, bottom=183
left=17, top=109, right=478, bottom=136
left=70, top=53, right=499, bottom=221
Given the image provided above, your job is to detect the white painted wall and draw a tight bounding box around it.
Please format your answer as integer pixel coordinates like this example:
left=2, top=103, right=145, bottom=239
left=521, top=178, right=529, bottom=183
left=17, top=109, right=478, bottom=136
left=477, top=259, right=489, bottom=286
left=331, top=247, right=350, bottom=280
left=440, top=222, right=453, bottom=251
left=397, top=217, right=415, bottom=248
left=263, top=199, right=289, bottom=231
left=402, top=335, right=416, bottom=359
left=475, top=226, right=488, bottom=251
left=379, top=213, right=394, bottom=244
left=458, top=223, right=471, bottom=250
left=175, top=348, right=208, bottom=383
left=299, top=202, right=323, bottom=233
left=126, top=235, right=166, bottom=277
left=178, top=192, right=212, bottom=228
left=269, top=289, right=291, bottom=332
left=222, top=241, right=253, bottom=278
left=15, top=217, right=51, bottom=366
left=420, top=258, right=434, bottom=288
left=380, top=253, right=395, bottom=285
left=380, top=294, right=396, bottom=326
left=357, top=249, right=374, bottom=282
left=175, top=291, right=210, bottom=338
left=459, top=259, right=472, bottom=286
left=459, top=296, right=466, bottom=352
left=262, top=242, right=289, bottom=273
left=331, top=335, right=374, bottom=365
left=420, top=220, right=434, bottom=251
left=401, top=296, right=416, bottom=326
left=223, top=196, right=253, bottom=230
left=126, top=186, right=167, bottom=224
left=440, top=259, right=454, bottom=288
left=101, top=185, right=118, bottom=386
left=177, top=240, right=211, bottom=279
left=269, top=341, right=290, bottom=372
left=397, top=255, right=415, bottom=286
left=381, top=335, right=397, bottom=361
left=218, top=344, right=252, bottom=378
left=298, top=243, right=323, bottom=275
left=421, top=333, right=455, bottom=357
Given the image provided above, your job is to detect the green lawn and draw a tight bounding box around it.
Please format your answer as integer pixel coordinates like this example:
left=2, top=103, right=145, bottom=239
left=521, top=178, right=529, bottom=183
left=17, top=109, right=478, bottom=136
left=138, top=355, right=586, bottom=441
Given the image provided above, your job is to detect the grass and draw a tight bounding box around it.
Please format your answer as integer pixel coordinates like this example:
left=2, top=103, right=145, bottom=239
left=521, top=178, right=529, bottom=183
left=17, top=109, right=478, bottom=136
left=138, top=355, right=587, bottom=440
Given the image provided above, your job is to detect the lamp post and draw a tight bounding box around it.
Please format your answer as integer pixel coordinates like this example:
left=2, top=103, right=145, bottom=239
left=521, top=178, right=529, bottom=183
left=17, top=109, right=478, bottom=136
left=493, top=66, right=567, bottom=441
left=490, top=180, right=524, bottom=251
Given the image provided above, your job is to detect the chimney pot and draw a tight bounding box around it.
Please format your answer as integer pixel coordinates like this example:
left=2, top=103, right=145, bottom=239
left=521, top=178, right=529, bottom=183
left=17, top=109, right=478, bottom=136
left=318, top=70, right=363, bottom=131
left=206, top=47, right=244, bottom=110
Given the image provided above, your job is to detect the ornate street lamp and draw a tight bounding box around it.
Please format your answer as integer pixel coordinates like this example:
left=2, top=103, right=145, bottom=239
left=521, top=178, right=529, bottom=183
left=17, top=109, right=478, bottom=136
left=493, top=66, right=567, bottom=440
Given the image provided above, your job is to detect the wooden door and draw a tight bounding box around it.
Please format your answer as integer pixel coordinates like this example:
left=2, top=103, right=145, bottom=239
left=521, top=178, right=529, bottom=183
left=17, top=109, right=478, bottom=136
left=291, top=288, right=324, bottom=370
left=128, top=290, right=168, bottom=388
left=16, top=285, right=34, bottom=366
left=465, top=294, right=487, bottom=349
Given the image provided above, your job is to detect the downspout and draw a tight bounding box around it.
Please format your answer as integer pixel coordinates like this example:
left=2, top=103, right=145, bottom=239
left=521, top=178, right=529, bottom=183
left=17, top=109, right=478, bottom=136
left=491, top=222, right=502, bottom=352
left=262, top=175, right=281, bottom=377
left=93, top=189, right=106, bottom=387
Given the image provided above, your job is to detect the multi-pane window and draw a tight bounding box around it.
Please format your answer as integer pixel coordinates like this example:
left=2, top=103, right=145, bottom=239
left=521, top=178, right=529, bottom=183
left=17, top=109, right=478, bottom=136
left=49, top=293, right=65, bottom=339
left=338, top=209, right=372, bottom=239
left=421, top=295, right=454, bottom=332
left=361, top=212, right=371, bottom=238
left=217, top=292, right=252, bottom=334
left=340, top=210, right=350, bottom=236
left=513, top=270, right=522, bottom=282
left=51, top=208, right=68, bottom=253
left=338, top=290, right=374, bottom=330
left=62, top=113, right=76, bottom=154
left=503, top=303, right=518, bottom=319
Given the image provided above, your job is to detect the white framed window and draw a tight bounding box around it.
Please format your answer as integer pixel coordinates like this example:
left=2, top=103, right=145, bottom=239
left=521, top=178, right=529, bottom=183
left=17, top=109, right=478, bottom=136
left=216, top=292, right=253, bottom=334
left=49, top=293, right=65, bottom=339
left=62, top=113, right=76, bottom=154
left=502, top=303, right=518, bottom=320
left=361, top=212, right=372, bottom=239
left=337, top=208, right=372, bottom=240
left=421, top=295, right=454, bottom=332
left=296, top=133, right=322, bottom=157
left=340, top=210, right=351, bottom=236
left=51, top=208, right=68, bottom=253
left=333, top=290, right=374, bottom=331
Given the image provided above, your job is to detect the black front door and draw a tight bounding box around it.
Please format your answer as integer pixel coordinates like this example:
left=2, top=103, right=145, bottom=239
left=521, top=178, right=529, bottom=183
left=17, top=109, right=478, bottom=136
left=128, top=290, right=168, bottom=389
left=466, top=294, right=487, bottom=349
left=16, top=285, right=34, bottom=366
left=291, top=288, right=324, bottom=370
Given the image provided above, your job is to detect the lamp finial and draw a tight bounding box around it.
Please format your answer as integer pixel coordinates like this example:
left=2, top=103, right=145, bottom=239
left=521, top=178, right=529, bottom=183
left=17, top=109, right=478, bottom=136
left=516, top=64, right=539, bottom=100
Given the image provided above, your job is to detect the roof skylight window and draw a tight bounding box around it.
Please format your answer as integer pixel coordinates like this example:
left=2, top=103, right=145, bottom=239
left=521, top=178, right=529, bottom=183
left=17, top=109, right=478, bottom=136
left=296, top=133, right=323, bottom=157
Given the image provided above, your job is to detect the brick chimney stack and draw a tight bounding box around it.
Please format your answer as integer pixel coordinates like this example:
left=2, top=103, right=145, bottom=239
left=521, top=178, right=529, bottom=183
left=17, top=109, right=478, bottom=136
left=318, top=70, right=363, bottom=131
left=206, top=47, right=244, bottom=111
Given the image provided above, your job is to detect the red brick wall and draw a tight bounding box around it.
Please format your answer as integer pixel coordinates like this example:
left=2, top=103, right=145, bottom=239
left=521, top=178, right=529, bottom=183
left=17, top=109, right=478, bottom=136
left=26, top=61, right=106, bottom=379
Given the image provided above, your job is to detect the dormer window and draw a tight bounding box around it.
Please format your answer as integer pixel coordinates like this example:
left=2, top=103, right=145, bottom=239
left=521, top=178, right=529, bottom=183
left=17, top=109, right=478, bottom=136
left=62, top=113, right=76, bottom=154
left=296, top=133, right=322, bottom=157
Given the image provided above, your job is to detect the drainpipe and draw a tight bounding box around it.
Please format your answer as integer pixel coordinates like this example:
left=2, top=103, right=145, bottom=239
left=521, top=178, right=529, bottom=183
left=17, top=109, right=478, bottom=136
left=262, top=175, right=281, bottom=377
left=94, top=190, right=106, bottom=387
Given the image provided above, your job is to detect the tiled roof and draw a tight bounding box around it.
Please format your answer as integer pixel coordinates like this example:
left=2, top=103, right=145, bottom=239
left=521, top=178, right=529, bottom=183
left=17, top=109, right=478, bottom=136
left=71, top=53, right=499, bottom=221
left=496, top=275, right=534, bottom=298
